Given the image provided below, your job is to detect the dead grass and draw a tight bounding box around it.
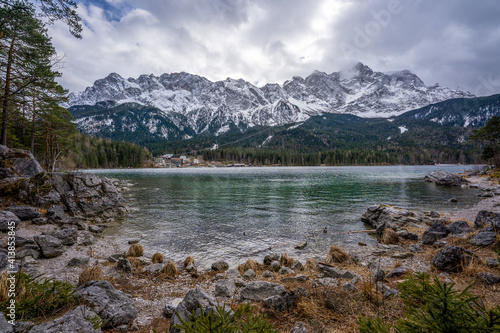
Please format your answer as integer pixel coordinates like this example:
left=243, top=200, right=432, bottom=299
left=0, top=271, right=8, bottom=302
left=152, top=253, right=164, bottom=263
left=238, top=259, right=259, bottom=274
left=381, top=228, right=399, bottom=245
left=183, top=256, right=194, bottom=268
left=162, top=261, right=178, bottom=277
left=128, top=257, right=142, bottom=271
left=78, top=266, right=104, bottom=286
left=126, top=244, right=144, bottom=257
left=325, top=245, right=351, bottom=264
left=305, top=258, right=319, bottom=272
left=280, top=253, right=295, bottom=268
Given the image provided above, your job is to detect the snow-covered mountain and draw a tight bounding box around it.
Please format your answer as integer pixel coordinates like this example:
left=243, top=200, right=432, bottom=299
left=66, top=62, right=474, bottom=137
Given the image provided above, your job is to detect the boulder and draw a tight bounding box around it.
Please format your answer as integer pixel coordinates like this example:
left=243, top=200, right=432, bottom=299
left=75, top=280, right=137, bottom=328
left=281, top=275, right=309, bottom=283
left=163, top=298, right=183, bottom=317
left=264, top=253, right=280, bottom=265
left=292, top=261, right=303, bottom=270
left=169, top=288, right=221, bottom=333
left=57, top=217, right=86, bottom=230
left=215, top=279, right=237, bottom=297
left=291, top=322, right=307, bottom=333
left=361, top=205, right=427, bottom=230
left=432, top=246, right=475, bottom=272
left=262, top=288, right=307, bottom=312
left=314, top=277, right=338, bottom=287
left=52, top=228, right=78, bottom=246
left=318, top=264, right=356, bottom=279
left=31, top=217, right=48, bottom=225
left=211, top=261, right=229, bottom=272
left=469, top=229, right=497, bottom=246
left=33, top=235, right=64, bottom=258
left=13, top=321, right=34, bottom=333
left=279, top=266, right=293, bottom=275
left=27, top=305, right=101, bottom=333
left=142, top=263, right=164, bottom=273
left=396, top=229, right=418, bottom=240
left=15, top=247, right=41, bottom=260
left=474, top=211, right=500, bottom=229
left=0, top=210, right=20, bottom=232
left=385, top=266, right=409, bottom=278
left=423, top=170, right=467, bottom=186
left=0, top=252, right=8, bottom=270
left=13, top=236, right=36, bottom=247
left=240, top=281, right=286, bottom=301
left=269, top=260, right=281, bottom=272
left=477, top=272, right=500, bottom=285
left=448, top=220, right=472, bottom=235
left=372, top=269, right=385, bottom=282
left=421, top=223, right=450, bottom=245
left=408, top=244, right=424, bottom=253
left=295, top=242, right=307, bottom=250
left=117, top=258, right=133, bottom=273
left=67, top=257, right=90, bottom=267
left=81, top=234, right=98, bottom=246
left=0, top=311, right=13, bottom=333
left=486, top=257, right=499, bottom=268
left=5, top=205, right=40, bottom=220
left=0, top=145, right=43, bottom=178
left=263, top=270, right=273, bottom=278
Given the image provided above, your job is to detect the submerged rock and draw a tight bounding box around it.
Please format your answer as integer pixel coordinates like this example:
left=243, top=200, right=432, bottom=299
left=424, top=170, right=467, bottom=186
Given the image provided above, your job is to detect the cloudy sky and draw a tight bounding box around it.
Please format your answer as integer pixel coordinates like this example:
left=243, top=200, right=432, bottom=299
left=48, top=0, right=500, bottom=96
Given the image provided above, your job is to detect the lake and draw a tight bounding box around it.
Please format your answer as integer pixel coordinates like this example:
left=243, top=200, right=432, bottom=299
left=88, top=165, right=481, bottom=267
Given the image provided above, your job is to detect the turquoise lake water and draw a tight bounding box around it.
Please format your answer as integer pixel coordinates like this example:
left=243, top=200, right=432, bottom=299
left=88, top=165, right=481, bottom=266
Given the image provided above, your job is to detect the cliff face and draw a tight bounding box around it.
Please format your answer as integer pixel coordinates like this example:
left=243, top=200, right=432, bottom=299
left=0, top=145, right=127, bottom=221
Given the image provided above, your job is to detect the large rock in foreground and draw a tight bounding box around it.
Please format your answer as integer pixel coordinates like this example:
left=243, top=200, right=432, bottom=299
left=0, top=144, right=43, bottom=178
left=169, top=288, right=220, bottom=333
left=75, top=280, right=137, bottom=328
left=28, top=305, right=102, bottom=333
left=424, top=170, right=467, bottom=186
left=432, top=246, right=475, bottom=272
left=361, top=205, right=434, bottom=229
left=0, top=210, right=20, bottom=232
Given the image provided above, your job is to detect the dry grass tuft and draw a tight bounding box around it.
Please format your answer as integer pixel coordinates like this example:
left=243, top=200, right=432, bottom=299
left=128, top=257, right=142, bottom=270
left=78, top=266, right=104, bottom=286
left=325, top=245, right=351, bottom=264
left=0, top=271, right=8, bottom=302
left=104, top=275, right=116, bottom=286
left=381, top=228, right=399, bottom=245
left=162, top=261, right=178, bottom=277
left=305, top=258, right=319, bottom=272
left=152, top=252, right=164, bottom=263
left=126, top=244, right=144, bottom=257
left=183, top=256, right=194, bottom=268
left=280, top=253, right=295, bottom=268
left=238, top=259, right=259, bottom=274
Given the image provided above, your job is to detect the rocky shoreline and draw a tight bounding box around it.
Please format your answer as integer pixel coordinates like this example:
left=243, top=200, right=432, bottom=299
left=1, top=146, right=500, bottom=332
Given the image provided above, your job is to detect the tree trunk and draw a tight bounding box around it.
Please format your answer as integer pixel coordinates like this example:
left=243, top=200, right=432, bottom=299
left=30, top=96, right=36, bottom=153
left=1, top=37, right=16, bottom=146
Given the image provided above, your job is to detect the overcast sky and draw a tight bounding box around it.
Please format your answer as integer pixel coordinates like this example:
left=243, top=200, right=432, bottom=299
left=48, top=0, right=500, bottom=96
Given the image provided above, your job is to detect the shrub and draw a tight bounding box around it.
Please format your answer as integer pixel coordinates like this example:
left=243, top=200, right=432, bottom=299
left=162, top=261, right=178, bottom=277
left=152, top=253, right=164, bottom=263
left=78, top=266, right=104, bottom=286
left=325, top=245, right=351, bottom=264
left=358, top=272, right=500, bottom=332
left=128, top=257, right=142, bottom=270
left=173, top=303, right=278, bottom=333
left=380, top=228, right=399, bottom=245
left=0, top=271, right=77, bottom=321
left=126, top=244, right=144, bottom=257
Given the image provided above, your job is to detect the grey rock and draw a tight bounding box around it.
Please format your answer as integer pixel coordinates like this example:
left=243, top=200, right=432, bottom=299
left=263, top=270, right=273, bottom=278
left=319, top=264, right=356, bottom=279
left=269, top=260, right=281, bottom=272
left=281, top=275, right=309, bottom=283
left=5, top=205, right=40, bottom=220
left=128, top=239, right=140, bottom=244
left=421, top=223, right=450, bottom=245
left=384, top=288, right=399, bottom=298
left=469, top=230, right=497, bottom=246
left=0, top=252, right=8, bottom=269
left=474, top=211, right=500, bottom=229
left=67, top=257, right=90, bottom=267
left=185, top=263, right=197, bottom=272
left=376, top=281, right=391, bottom=294
left=479, top=191, right=494, bottom=197
left=13, top=321, right=34, bottom=333
left=58, top=217, right=86, bottom=230
left=391, top=252, right=414, bottom=259
left=448, top=220, right=471, bottom=235
left=432, top=245, right=475, bottom=272
left=81, top=234, right=98, bottom=246
left=242, top=269, right=256, bottom=280
left=169, top=288, right=220, bottom=333
left=213, top=273, right=225, bottom=281
left=372, top=269, right=385, bottom=282
left=117, top=325, right=127, bottom=332
left=361, top=204, right=427, bottom=230
left=291, top=321, right=307, bottom=333
left=31, top=217, right=48, bottom=225
left=75, top=280, right=137, bottom=328
left=0, top=146, right=43, bottom=177
left=292, top=261, right=303, bottom=270
left=449, top=198, right=458, bottom=203
left=33, top=235, right=64, bottom=258
left=314, top=277, right=338, bottom=287
left=409, top=244, right=424, bottom=253
left=263, top=253, right=280, bottom=265
left=117, top=258, right=133, bottom=273
left=28, top=305, right=101, bottom=333
left=478, top=272, right=500, bottom=285
left=279, top=266, right=293, bottom=275
left=15, top=247, right=41, bottom=260
left=0, top=312, right=13, bottom=333
left=211, top=261, right=229, bottom=272
left=396, top=229, right=419, bottom=240
left=163, top=298, right=183, bottom=317
left=142, top=263, right=164, bottom=273
left=486, top=257, right=499, bottom=268
left=429, top=211, right=440, bottom=218
left=13, top=236, right=36, bottom=247
left=385, top=266, right=409, bottom=278
left=108, top=253, right=125, bottom=263
left=341, top=282, right=358, bottom=292
left=89, top=225, right=104, bottom=233
left=47, top=205, right=67, bottom=223
left=262, top=288, right=307, bottom=311
left=240, top=281, right=286, bottom=301
left=215, top=279, right=237, bottom=297
left=0, top=210, right=20, bottom=232
left=295, top=242, right=307, bottom=250
left=226, top=268, right=242, bottom=280
left=424, top=170, right=467, bottom=186
left=52, top=228, right=78, bottom=246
